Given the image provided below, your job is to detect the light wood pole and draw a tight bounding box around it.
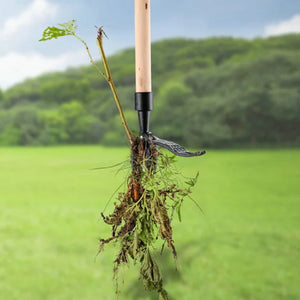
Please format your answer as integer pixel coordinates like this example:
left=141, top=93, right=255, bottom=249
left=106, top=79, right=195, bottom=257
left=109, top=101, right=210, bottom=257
left=135, top=0, right=151, bottom=92
left=134, top=0, right=153, bottom=136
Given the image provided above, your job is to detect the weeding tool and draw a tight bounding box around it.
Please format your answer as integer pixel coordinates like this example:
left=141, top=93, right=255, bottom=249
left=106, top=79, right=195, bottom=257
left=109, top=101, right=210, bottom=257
left=134, top=0, right=206, bottom=157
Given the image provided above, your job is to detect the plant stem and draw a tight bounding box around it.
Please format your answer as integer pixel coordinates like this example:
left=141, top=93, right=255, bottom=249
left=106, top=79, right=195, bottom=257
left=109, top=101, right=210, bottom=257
left=96, top=29, right=133, bottom=144
left=75, top=31, right=133, bottom=144
left=73, top=35, right=107, bottom=80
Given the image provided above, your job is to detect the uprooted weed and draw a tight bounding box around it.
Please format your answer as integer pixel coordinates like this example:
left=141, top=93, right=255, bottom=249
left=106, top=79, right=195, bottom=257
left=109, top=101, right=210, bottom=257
left=98, top=136, right=199, bottom=299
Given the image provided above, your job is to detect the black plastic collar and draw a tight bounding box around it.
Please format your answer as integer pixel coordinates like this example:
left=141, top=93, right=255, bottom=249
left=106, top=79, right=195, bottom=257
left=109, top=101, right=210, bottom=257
left=135, top=92, right=153, bottom=136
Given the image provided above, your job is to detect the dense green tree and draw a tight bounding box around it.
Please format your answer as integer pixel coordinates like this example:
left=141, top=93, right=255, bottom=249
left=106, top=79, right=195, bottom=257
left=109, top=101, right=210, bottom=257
left=40, top=79, right=91, bottom=104
left=0, top=125, right=20, bottom=145
left=152, top=80, right=192, bottom=143
left=59, top=101, right=92, bottom=143
left=13, top=107, right=41, bottom=145
left=38, top=110, right=68, bottom=145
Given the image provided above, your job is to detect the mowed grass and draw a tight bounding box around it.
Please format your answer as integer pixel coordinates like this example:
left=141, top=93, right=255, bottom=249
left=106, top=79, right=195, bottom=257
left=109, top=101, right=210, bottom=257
left=0, top=146, right=299, bottom=300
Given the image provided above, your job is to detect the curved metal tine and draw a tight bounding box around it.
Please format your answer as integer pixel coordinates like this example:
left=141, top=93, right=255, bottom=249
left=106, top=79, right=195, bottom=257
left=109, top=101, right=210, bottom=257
left=151, top=135, right=206, bottom=157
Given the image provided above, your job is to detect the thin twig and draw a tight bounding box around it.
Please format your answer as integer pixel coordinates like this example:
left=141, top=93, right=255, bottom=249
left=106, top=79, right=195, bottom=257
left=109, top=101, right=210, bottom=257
left=73, top=34, right=107, bottom=80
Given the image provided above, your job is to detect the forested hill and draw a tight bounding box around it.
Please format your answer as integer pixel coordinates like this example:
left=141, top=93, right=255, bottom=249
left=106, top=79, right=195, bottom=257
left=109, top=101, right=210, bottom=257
left=0, top=34, right=299, bottom=147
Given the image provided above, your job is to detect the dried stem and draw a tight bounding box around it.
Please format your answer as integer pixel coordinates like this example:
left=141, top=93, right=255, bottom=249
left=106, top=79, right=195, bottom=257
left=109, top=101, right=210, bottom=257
left=74, top=30, right=133, bottom=144
left=96, top=28, right=134, bottom=144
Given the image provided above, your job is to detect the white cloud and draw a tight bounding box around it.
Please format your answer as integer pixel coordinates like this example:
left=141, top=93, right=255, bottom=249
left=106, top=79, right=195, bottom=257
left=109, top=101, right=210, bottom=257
left=265, top=14, right=300, bottom=36
left=0, top=50, right=88, bottom=89
left=0, top=0, right=57, bottom=41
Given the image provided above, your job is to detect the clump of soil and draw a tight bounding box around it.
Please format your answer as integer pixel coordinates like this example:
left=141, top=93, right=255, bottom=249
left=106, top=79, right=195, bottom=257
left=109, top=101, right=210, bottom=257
left=98, top=136, right=198, bottom=299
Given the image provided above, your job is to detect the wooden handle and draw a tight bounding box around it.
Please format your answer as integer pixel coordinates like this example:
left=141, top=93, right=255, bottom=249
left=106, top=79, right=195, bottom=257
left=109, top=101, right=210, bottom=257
left=135, top=0, right=151, bottom=92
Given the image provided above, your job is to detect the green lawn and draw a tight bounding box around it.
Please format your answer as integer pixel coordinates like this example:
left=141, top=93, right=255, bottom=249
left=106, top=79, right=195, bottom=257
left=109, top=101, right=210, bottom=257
left=0, top=146, right=299, bottom=300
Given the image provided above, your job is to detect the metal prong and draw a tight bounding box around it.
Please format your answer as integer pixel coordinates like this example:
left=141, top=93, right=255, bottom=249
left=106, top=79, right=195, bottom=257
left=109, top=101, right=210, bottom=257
left=150, top=135, right=206, bottom=157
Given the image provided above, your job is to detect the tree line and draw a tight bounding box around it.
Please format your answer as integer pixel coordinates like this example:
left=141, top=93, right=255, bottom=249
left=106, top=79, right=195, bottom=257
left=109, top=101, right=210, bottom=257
left=0, top=34, right=299, bottom=147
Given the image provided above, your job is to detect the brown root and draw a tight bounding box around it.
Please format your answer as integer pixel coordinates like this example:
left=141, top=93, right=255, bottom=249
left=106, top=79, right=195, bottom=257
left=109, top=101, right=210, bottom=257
left=98, top=136, right=197, bottom=299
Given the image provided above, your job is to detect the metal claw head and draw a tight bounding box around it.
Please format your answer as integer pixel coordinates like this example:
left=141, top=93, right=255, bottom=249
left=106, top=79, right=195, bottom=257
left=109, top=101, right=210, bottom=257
left=134, top=92, right=205, bottom=158
left=150, top=135, right=206, bottom=157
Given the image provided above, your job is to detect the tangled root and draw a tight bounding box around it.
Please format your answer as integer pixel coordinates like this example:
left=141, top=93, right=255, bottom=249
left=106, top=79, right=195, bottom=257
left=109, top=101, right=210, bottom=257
left=98, top=136, right=198, bottom=299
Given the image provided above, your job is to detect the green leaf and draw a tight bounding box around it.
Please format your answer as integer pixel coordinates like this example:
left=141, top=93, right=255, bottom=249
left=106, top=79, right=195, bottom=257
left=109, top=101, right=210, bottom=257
left=188, top=195, right=204, bottom=214
left=177, top=203, right=182, bottom=222
left=132, top=229, right=139, bottom=257
left=185, top=171, right=199, bottom=187
left=39, top=20, right=77, bottom=41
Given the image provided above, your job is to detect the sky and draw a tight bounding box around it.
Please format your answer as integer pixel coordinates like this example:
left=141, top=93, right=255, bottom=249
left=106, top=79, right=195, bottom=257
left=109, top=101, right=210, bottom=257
left=0, top=0, right=300, bottom=90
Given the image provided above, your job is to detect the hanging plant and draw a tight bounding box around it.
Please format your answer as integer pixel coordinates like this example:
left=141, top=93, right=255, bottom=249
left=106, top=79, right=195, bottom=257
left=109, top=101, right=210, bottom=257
left=40, top=9, right=205, bottom=299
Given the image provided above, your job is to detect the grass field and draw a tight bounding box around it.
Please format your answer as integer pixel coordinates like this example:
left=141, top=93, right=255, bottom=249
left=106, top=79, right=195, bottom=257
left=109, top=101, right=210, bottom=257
left=0, top=146, right=299, bottom=300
